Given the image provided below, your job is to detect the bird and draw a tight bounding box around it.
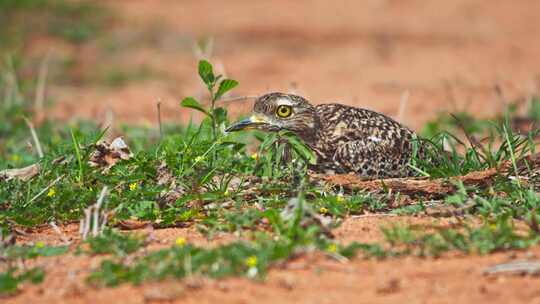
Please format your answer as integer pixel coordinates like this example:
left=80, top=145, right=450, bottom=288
left=226, top=92, right=426, bottom=179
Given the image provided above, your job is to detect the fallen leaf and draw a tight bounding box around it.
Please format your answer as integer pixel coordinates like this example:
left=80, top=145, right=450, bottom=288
left=156, top=161, right=174, bottom=186
left=89, top=137, right=133, bottom=172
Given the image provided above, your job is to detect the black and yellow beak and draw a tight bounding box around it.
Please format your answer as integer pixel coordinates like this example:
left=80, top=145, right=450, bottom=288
left=226, top=114, right=272, bottom=132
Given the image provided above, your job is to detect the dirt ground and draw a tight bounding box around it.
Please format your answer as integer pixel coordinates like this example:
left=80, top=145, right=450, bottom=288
left=42, top=0, right=540, bottom=130
left=9, top=0, right=540, bottom=303
left=6, top=217, right=540, bottom=304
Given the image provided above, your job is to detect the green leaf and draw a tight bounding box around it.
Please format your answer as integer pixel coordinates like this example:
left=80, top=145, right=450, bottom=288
left=287, top=135, right=317, bottom=165
left=21, top=268, right=45, bottom=284
left=215, top=79, right=239, bottom=100
left=0, top=271, right=19, bottom=295
left=35, top=245, right=69, bottom=257
left=198, top=60, right=215, bottom=87
left=218, top=141, right=245, bottom=152
left=213, top=107, right=228, bottom=125
left=258, top=133, right=278, bottom=153
left=181, top=97, right=209, bottom=116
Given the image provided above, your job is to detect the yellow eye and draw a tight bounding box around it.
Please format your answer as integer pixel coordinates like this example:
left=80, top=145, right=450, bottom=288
left=276, top=105, right=292, bottom=118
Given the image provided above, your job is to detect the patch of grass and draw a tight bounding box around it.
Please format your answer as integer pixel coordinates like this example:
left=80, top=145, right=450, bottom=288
left=415, top=115, right=540, bottom=178
left=527, top=96, right=540, bottom=122
left=98, top=65, right=156, bottom=88
left=2, top=242, right=69, bottom=260
left=0, top=268, right=45, bottom=296
left=2, top=59, right=540, bottom=294
left=88, top=196, right=340, bottom=286
left=0, top=0, right=109, bottom=51
left=80, top=229, right=146, bottom=257
left=421, top=111, right=492, bottom=139
left=377, top=214, right=539, bottom=257
left=0, top=242, right=68, bottom=295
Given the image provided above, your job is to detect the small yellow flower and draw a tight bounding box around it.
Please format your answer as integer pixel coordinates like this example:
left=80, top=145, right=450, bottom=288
left=47, top=188, right=56, bottom=197
left=175, top=237, right=187, bottom=247
left=194, top=156, right=204, bottom=163
left=224, top=190, right=230, bottom=196
left=245, top=255, right=258, bottom=267
left=327, top=243, right=338, bottom=253
left=319, top=207, right=329, bottom=214
left=129, top=182, right=138, bottom=191
left=250, top=153, right=258, bottom=160
left=35, top=241, right=45, bottom=249
left=336, top=194, right=345, bottom=203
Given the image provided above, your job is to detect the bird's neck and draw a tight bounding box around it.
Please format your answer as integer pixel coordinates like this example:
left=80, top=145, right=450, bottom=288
left=295, top=115, right=321, bottom=147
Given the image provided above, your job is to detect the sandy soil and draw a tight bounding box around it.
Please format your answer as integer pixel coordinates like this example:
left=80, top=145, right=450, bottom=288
left=40, top=0, right=540, bottom=130
left=7, top=0, right=540, bottom=303
left=5, top=217, right=540, bottom=304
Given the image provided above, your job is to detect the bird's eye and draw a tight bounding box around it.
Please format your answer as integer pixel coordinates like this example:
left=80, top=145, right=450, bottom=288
left=276, top=105, right=293, bottom=118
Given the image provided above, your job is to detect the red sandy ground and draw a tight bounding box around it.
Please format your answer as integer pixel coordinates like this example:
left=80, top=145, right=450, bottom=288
left=5, top=217, right=540, bottom=304
left=41, top=0, right=540, bottom=130
left=8, top=0, right=540, bottom=303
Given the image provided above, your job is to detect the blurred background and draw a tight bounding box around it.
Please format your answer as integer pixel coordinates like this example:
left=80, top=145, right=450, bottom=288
left=2, top=0, right=540, bottom=130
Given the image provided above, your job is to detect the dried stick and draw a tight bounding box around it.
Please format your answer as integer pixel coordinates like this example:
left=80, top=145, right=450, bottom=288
left=0, top=163, right=40, bottom=181
left=219, top=95, right=258, bottom=103
left=23, top=117, right=44, bottom=158
left=34, top=50, right=52, bottom=123
left=82, top=208, right=92, bottom=240
left=24, top=174, right=64, bottom=207
left=92, top=186, right=108, bottom=237
left=79, top=218, right=85, bottom=235
left=351, top=213, right=398, bottom=219
left=484, top=260, right=540, bottom=275
left=317, top=153, right=540, bottom=198
left=156, top=99, right=163, bottom=139
left=103, top=106, right=114, bottom=136
left=396, top=90, right=410, bottom=124
left=49, top=221, right=71, bottom=244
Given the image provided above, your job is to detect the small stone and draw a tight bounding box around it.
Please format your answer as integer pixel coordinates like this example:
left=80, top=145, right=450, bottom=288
left=376, top=278, right=401, bottom=294
left=277, top=275, right=296, bottom=290
left=143, top=284, right=185, bottom=302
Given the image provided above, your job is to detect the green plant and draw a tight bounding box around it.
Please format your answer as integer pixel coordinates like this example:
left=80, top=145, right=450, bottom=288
left=81, top=229, right=146, bottom=257
left=181, top=60, right=238, bottom=144
left=0, top=268, right=45, bottom=295
left=3, top=56, right=540, bottom=297
left=0, top=243, right=68, bottom=295
left=88, top=193, right=338, bottom=287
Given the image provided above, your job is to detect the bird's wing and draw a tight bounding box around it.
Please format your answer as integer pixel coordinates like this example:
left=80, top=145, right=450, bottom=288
left=332, top=137, right=413, bottom=176
left=314, top=104, right=417, bottom=177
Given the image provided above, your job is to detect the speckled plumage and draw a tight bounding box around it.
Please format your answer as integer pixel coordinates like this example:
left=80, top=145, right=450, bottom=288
left=312, top=102, right=423, bottom=177
left=227, top=92, right=426, bottom=178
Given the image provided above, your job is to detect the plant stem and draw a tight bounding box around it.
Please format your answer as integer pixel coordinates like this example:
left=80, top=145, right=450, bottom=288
left=71, top=129, right=84, bottom=184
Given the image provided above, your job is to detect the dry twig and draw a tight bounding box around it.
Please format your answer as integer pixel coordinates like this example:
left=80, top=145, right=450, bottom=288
left=79, top=186, right=109, bottom=240
left=484, top=260, right=540, bottom=276
left=0, top=163, right=40, bottom=182
left=317, top=153, right=540, bottom=198
left=396, top=90, right=409, bottom=124
left=24, top=117, right=44, bottom=158
left=24, top=174, right=64, bottom=207
left=34, top=50, right=52, bottom=124
left=49, top=221, right=71, bottom=245
left=156, top=99, right=163, bottom=138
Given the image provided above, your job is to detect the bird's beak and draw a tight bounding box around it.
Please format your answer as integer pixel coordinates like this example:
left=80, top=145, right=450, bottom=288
left=226, top=114, right=270, bottom=132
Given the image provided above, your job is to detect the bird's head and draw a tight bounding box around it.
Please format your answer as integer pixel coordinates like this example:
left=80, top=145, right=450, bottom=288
left=226, top=92, right=319, bottom=142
